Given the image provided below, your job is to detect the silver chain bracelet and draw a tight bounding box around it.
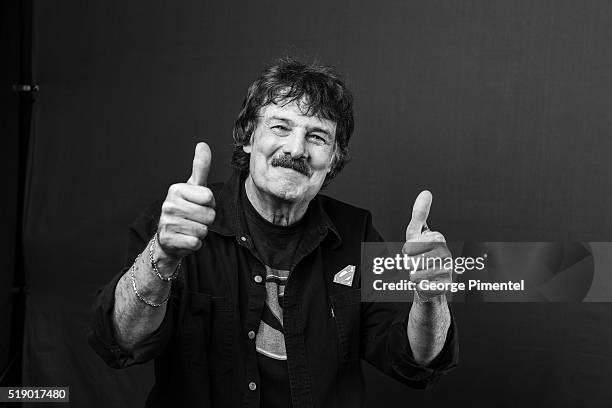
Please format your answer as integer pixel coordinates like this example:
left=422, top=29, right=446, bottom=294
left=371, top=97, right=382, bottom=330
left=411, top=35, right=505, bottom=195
left=130, top=254, right=171, bottom=307
left=149, top=232, right=182, bottom=282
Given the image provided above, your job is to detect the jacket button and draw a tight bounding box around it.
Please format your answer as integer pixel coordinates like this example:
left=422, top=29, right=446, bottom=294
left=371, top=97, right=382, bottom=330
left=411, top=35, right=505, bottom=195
left=248, top=330, right=256, bottom=340
left=248, top=381, right=257, bottom=391
left=240, top=236, right=247, bottom=242
left=254, top=275, right=263, bottom=283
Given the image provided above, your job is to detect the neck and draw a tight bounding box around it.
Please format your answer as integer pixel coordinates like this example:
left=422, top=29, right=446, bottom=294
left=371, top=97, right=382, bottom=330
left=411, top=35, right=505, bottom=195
left=244, top=176, right=309, bottom=226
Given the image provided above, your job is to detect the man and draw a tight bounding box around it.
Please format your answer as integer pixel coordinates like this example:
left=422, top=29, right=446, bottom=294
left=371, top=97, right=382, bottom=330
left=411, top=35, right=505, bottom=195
left=89, top=58, right=458, bottom=407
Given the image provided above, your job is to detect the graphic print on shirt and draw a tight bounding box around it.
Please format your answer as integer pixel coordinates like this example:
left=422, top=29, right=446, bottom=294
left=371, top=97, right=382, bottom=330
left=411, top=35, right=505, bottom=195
left=256, top=266, right=290, bottom=360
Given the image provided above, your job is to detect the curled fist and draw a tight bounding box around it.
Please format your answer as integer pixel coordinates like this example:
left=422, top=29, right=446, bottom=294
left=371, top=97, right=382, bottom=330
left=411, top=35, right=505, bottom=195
left=403, top=190, right=453, bottom=300
left=157, top=142, right=216, bottom=260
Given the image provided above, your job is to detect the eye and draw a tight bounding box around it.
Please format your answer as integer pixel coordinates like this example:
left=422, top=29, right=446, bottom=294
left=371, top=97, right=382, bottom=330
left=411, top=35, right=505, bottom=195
left=271, top=124, right=290, bottom=132
left=308, top=134, right=328, bottom=145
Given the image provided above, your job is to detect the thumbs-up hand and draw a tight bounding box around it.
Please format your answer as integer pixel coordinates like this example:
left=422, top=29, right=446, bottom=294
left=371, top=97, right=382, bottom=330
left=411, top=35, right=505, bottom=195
left=403, top=190, right=452, bottom=301
left=157, top=142, right=217, bottom=261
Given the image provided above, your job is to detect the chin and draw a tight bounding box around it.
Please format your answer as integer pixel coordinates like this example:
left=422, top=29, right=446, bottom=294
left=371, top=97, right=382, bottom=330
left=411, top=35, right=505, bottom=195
left=267, top=180, right=305, bottom=202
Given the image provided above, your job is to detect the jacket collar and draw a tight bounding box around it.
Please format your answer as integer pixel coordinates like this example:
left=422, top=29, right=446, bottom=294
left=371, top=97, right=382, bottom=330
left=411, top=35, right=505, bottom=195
left=209, top=168, right=341, bottom=247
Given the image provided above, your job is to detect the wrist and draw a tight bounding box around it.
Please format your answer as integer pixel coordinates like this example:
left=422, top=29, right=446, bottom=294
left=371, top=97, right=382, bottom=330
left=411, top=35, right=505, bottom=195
left=154, top=244, right=180, bottom=270
left=130, top=254, right=172, bottom=307
left=149, top=233, right=182, bottom=280
left=414, top=291, right=446, bottom=305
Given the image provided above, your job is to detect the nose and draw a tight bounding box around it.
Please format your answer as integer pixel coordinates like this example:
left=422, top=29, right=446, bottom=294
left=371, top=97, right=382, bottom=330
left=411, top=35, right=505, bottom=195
left=282, top=129, right=307, bottom=159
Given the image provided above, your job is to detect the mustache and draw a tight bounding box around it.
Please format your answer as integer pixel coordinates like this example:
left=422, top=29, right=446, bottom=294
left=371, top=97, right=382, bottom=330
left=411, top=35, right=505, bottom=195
left=271, top=154, right=311, bottom=176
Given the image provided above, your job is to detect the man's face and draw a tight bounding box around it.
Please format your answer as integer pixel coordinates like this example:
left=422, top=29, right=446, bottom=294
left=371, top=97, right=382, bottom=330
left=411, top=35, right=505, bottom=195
left=243, top=99, right=337, bottom=204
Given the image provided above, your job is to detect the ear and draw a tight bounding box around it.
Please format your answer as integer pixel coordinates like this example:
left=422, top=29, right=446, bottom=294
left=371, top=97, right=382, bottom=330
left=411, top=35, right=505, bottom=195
left=242, top=133, right=254, bottom=154
left=326, top=144, right=337, bottom=173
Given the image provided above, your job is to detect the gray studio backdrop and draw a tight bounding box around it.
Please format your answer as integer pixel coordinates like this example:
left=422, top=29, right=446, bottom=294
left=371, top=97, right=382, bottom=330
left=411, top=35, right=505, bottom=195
left=20, top=1, right=612, bottom=407
left=1, top=0, right=20, bottom=386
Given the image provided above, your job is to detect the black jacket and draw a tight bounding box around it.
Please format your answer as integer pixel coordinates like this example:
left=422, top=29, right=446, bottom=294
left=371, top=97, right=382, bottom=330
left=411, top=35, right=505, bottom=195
left=88, top=169, right=458, bottom=407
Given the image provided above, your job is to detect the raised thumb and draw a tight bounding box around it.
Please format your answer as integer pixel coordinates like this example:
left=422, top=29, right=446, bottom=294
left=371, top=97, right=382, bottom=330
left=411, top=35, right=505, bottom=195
left=188, top=142, right=211, bottom=186
left=406, top=190, right=432, bottom=240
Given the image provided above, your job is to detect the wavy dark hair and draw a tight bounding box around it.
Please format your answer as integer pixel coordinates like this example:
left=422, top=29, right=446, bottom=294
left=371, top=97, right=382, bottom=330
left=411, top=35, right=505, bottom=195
left=231, top=57, right=354, bottom=187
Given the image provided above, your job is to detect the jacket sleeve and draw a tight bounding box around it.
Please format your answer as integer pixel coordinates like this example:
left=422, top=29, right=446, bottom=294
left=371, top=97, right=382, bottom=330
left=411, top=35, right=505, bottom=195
left=360, top=212, right=459, bottom=389
left=87, top=201, right=177, bottom=368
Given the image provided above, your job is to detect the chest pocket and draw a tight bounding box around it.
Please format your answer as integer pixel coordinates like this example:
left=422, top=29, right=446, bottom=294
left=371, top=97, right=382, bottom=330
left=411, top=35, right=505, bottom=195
left=329, top=288, right=361, bottom=363
left=181, top=291, right=233, bottom=379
